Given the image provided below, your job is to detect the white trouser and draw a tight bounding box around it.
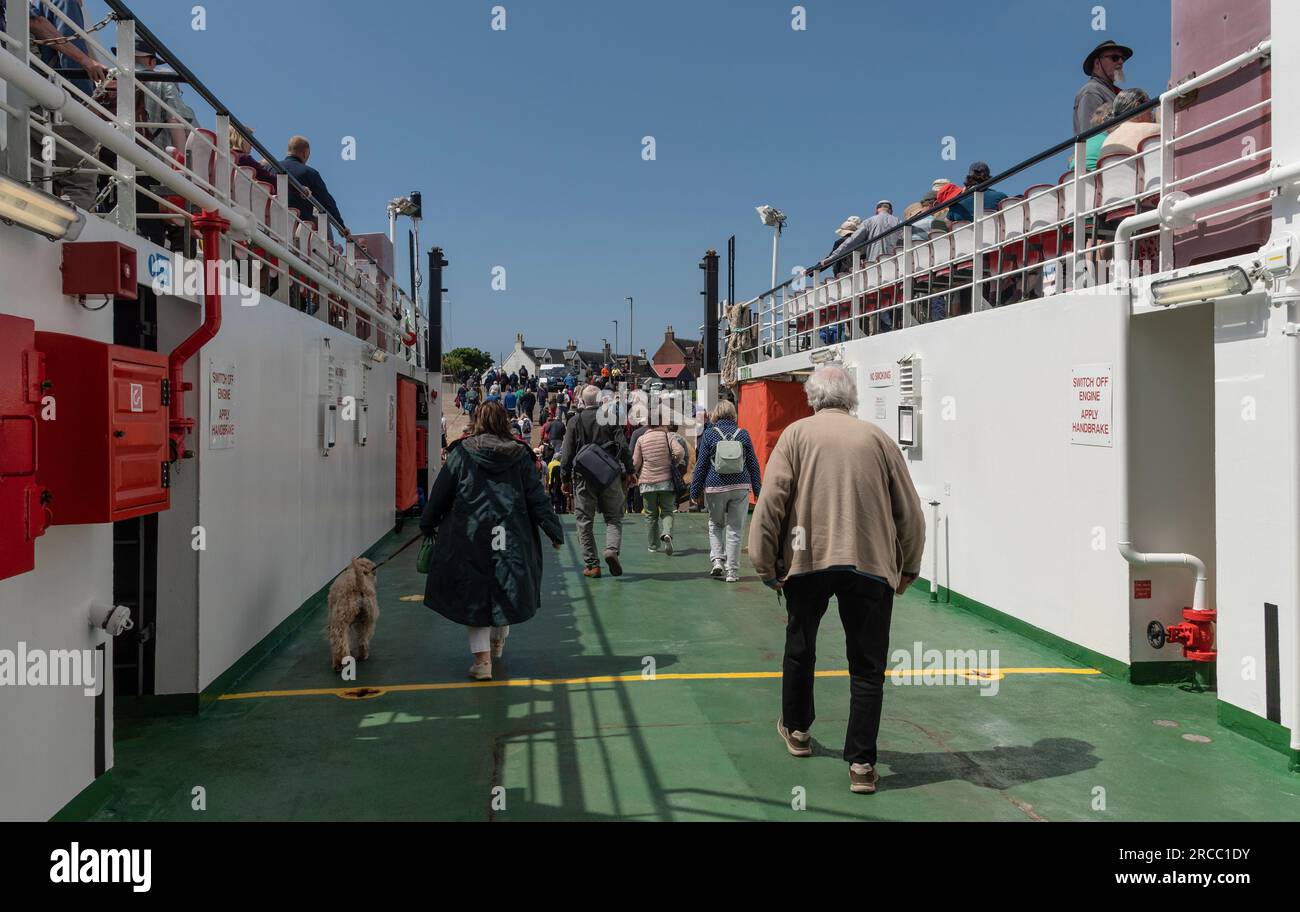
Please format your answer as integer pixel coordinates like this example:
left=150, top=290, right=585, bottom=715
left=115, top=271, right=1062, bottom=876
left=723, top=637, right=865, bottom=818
left=706, top=489, right=750, bottom=572
left=468, top=625, right=510, bottom=654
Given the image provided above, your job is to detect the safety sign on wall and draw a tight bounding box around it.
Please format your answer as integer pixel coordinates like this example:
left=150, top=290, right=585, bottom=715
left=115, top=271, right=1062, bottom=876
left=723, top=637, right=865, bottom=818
left=210, top=359, right=236, bottom=450
left=1070, top=363, right=1112, bottom=447
left=867, top=364, right=895, bottom=388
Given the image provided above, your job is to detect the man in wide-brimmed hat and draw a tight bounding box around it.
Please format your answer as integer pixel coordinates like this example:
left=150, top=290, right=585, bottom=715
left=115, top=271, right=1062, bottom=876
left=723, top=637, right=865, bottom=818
left=1074, top=39, right=1133, bottom=134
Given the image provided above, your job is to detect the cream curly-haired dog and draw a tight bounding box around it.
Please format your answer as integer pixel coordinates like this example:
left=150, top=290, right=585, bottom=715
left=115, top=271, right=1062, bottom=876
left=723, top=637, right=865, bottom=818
left=326, top=557, right=379, bottom=671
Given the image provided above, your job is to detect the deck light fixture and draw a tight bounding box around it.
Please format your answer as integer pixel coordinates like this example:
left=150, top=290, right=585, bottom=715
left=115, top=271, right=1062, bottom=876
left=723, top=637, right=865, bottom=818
left=756, top=205, right=786, bottom=229
left=1149, top=265, right=1251, bottom=307
left=0, top=172, right=86, bottom=241
left=757, top=205, right=787, bottom=292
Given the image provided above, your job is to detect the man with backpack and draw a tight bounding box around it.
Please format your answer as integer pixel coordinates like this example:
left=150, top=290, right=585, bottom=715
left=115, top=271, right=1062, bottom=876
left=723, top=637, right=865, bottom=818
left=519, top=387, right=537, bottom=422
left=690, top=399, right=762, bottom=582
left=560, top=385, right=635, bottom=578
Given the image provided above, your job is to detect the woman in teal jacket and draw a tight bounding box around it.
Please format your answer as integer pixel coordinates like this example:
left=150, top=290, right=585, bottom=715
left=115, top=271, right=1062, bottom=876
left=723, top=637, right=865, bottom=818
left=421, top=401, right=564, bottom=680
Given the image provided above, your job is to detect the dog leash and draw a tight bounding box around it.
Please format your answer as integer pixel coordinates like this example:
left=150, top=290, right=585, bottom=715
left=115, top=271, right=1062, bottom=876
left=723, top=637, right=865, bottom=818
left=371, top=532, right=424, bottom=571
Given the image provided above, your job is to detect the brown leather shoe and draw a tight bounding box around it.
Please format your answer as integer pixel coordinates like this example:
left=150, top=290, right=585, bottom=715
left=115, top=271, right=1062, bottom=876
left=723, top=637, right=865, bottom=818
left=777, top=717, right=812, bottom=757
left=849, top=763, right=879, bottom=794
left=583, top=566, right=601, bottom=578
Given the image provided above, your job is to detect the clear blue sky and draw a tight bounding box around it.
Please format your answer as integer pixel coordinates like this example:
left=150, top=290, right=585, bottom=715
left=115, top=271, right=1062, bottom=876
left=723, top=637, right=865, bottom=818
left=124, top=0, right=1171, bottom=364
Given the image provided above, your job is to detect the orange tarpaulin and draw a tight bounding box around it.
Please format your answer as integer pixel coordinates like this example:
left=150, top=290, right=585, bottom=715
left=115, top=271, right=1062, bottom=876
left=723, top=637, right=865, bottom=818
left=737, top=378, right=812, bottom=500
left=396, top=378, right=418, bottom=511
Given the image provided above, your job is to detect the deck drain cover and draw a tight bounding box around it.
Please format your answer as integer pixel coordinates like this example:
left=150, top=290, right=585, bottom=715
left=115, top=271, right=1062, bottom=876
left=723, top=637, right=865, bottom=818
left=1182, top=733, right=1212, bottom=743
left=1153, top=719, right=1178, bottom=727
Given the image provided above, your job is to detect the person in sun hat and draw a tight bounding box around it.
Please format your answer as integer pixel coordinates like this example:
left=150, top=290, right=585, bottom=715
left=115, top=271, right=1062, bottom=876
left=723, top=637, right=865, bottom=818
left=1074, top=39, right=1133, bottom=134
left=906, top=189, right=945, bottom=241
left=825, top=216, right=862, bottom=277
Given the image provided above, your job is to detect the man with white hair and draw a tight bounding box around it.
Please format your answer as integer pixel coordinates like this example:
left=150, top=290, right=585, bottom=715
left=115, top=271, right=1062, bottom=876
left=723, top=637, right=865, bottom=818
left=560, top=384, right=635, bottom=578
left=749, top=365, right=925, bottom=794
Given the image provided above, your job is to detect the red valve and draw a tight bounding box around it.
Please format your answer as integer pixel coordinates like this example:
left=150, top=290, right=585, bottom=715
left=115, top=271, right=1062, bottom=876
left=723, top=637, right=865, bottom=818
left=1148, top=607, right=1216, bottom=662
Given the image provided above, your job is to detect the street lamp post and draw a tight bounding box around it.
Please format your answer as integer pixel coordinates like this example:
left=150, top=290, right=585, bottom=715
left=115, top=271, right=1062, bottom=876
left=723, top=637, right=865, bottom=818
left=626, top=296, right=634, bottom=375
left=612, top=320, right=619, bottom=369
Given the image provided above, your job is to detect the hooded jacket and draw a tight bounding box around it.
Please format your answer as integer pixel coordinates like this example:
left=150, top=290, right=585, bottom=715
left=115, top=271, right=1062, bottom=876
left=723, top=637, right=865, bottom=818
left=420, top=434, right=564, bottom=627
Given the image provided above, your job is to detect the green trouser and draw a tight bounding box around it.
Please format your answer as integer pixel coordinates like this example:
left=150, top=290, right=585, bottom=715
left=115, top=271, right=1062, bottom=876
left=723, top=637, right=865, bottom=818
left=573, top=476, right=626, bottom=568
left=643, top=490, right=676, bottom=547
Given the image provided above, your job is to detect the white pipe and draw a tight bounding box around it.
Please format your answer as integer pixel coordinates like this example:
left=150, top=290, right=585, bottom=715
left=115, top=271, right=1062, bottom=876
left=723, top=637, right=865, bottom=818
left=929, top=500, right=940, bottom=603
left=1290, top=288, right=1300, bottom=758
left=0, top=50, right=397, bottom=331
left=1113, top=160, right=1300, bottom=617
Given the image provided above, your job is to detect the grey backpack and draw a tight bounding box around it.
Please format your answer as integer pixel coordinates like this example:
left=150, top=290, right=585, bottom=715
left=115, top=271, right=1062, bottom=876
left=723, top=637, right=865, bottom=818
left=711, top=428, right=745, bottom=475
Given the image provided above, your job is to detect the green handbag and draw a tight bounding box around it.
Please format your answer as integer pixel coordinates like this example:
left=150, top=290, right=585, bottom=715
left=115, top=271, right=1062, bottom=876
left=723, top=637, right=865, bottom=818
left=416, top=536, right=433, bottom=574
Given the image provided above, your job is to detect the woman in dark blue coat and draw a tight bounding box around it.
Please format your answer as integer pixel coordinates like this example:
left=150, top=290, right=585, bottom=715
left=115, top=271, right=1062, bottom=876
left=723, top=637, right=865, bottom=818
left=421, top=401, right=564, bottom=680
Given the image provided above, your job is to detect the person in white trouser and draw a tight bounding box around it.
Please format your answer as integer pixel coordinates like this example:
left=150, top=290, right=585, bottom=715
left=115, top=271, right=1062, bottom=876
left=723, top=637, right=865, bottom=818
left=689, top=399, right=762, bottom=582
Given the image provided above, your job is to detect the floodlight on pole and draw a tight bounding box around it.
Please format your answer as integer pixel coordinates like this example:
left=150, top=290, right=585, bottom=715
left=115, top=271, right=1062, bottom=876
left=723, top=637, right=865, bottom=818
left=756, top=205, right=786, bottom=291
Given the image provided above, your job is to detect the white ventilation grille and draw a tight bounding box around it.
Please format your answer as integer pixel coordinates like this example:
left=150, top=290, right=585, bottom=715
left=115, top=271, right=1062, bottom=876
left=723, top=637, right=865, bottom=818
left=898, top=356, right=920, bottom=397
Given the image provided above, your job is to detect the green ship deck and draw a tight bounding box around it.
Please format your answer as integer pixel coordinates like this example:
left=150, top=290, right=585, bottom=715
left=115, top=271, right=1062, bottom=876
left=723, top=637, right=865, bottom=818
left=85, top=516, right=1300, bottom=822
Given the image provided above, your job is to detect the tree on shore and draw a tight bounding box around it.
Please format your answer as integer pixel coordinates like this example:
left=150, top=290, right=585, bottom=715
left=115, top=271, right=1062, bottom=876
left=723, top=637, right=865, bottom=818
left=443, top=347, right=493, bottom=381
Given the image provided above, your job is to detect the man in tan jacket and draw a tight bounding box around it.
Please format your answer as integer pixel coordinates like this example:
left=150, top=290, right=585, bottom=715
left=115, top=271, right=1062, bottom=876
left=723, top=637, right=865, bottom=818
left=749, top=365, right=925, bottom=794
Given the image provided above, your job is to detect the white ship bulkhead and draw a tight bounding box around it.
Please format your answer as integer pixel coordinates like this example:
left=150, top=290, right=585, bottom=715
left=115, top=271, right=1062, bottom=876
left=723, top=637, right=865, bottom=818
left=0, top=211, right=438, bottom=820
left=750, top=287, right=1215, bottom=673
left=739, top=0, right=1300, bottom=770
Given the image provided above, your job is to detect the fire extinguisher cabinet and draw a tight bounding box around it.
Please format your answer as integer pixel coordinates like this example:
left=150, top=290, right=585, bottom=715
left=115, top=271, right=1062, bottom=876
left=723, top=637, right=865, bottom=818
left=35, top=332, right=171, bottom=525
left=0, top=315, right=49, bottom=580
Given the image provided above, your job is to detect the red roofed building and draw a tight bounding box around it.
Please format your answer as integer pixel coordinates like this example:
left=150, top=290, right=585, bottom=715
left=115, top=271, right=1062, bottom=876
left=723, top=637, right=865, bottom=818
left=650, top=326, right=701, bottom=387
left=652, top=362, right=694, bottom=385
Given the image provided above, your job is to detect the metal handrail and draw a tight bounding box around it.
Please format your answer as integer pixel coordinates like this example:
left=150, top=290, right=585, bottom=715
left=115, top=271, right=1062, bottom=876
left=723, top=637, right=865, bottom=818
left=102, top=1, right=363, bottom=255
left=735, top=40, right=1274, bottom=369
left=6, top=3, right=425, bottom=362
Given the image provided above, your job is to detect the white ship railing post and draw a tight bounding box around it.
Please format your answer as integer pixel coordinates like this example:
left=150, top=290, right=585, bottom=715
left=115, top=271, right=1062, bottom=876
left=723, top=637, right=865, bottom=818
left=853, top=248, right=865, bottom=336
left=902, top=221, right=914, bottom=328
left=273, top=170, right=290, bottom=304
left=315, top=210, right=330, bottom=323
left=2, top=1, right=32, bottom=183
left=972, top=190, right=985, bottom=311
left=345, top=239, right=358, bottom=337
left=214, top=114, right=230, bottom=203
left=1071, top=140, right=1087, bottom=289
left=1159, top=83, right=1174, bottom=272
left=114, top=17, right=137, bottom=233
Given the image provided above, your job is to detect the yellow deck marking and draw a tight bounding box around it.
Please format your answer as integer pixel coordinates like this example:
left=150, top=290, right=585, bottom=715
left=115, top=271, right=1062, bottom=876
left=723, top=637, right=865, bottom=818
left=219, top=666, right=1101, bottom=702
left=398, top=595, right=423, bottom=602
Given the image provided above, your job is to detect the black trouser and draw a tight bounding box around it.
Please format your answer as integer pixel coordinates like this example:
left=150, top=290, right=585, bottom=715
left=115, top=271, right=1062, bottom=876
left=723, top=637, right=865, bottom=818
left=781, top=570, right=894, bottom=765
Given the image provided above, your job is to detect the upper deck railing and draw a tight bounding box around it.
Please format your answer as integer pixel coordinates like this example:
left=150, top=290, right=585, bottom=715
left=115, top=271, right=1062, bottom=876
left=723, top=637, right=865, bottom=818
left=0, top=0, right=425, bottom=363
left=729, top=41, right=1273, bottom=374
